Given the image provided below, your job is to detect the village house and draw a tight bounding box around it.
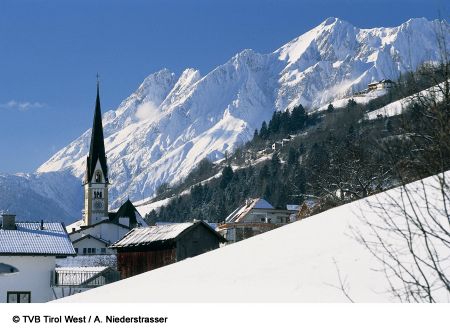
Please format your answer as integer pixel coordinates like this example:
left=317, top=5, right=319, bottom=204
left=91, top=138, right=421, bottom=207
left=110, top=221, right=226, bottom=279
left=217, top=198, right=297, bottom=243
left=0, top=214, right=75, bottom=303
left=367, top=79, right=395, bottom=91
left=272, top=137, right=291, bottom=151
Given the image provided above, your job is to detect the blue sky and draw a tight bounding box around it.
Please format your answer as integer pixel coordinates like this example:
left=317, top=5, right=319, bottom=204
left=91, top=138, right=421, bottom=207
left=0, top=0, right=446, bottom=173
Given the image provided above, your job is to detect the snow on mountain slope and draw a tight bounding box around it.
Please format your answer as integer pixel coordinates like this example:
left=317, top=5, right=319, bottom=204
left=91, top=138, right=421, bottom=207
left=318, top=89, right=387, bottom=111
left=365, top=80, right=448, bottom=119
left=0, top=171, right=82, bottom=222
left=55, top=172, right=450, bottom=302
left=30, top=17, right=450, bottom=214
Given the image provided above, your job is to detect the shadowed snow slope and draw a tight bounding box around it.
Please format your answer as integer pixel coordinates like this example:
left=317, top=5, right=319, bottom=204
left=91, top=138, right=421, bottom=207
left=55, top=172, right=450, bottom=302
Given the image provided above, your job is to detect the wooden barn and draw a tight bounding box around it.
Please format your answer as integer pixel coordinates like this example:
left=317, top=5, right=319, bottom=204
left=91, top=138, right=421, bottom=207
left=110, top=221, right=226, bottom=279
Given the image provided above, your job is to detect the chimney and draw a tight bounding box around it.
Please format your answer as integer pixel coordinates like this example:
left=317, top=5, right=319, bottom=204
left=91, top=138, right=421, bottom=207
left=40, top=219, right=44, bottom=230
left=2, top=214, right=16, bottom=230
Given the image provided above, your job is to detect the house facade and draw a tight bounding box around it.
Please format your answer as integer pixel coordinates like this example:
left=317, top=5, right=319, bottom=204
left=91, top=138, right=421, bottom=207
left=0, top=214, right=75, bottom=303
left=368, top=79, right=395, bottom=91
left=217, top=198, right=296, bottom=243
left=110, top=221, right=226, bottom=279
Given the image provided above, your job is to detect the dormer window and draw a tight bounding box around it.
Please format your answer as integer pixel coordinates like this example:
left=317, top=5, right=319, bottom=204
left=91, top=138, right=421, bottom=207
left=95, top=171, right=102, bottom=183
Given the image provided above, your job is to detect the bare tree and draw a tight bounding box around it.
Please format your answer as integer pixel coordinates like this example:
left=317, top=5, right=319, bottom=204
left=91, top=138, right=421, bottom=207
left=356, top=21, right=450, bottom=302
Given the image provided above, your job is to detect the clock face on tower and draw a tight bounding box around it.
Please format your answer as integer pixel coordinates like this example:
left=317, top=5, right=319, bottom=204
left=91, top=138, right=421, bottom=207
left=93, top=200, right=104, bottom=210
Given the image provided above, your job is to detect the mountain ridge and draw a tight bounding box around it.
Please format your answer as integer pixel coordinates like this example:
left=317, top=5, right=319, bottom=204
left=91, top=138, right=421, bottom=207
left=1, top=17, right=447, bottom=222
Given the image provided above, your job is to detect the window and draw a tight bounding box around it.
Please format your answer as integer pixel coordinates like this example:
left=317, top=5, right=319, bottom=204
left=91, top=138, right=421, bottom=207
left=86, top=248, right=96, bottom=255
left=95, top=171, right=102, bottom=183
left=93, top=190, right=103, bottom=199
left=83, top=248, right=87, bottom=254
left=7, top=292, right=31, bottom=303
left=101, top=248, right=106, bottom=254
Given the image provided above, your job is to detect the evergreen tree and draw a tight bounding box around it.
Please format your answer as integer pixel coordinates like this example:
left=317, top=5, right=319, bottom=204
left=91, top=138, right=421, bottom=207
left=268, top=111, right=281, bottom=135
left=270, top=153, right=281, bottom=176
left=287, top=147, right=299, bottom=165
left=327, top=103, right=335, bottom=113
left=220, top=165, right=234, bottom=189
left=290, top=104, right=307, bottom=131
left=253, top=128, right=259, bottom=140
left=145, top=209, right=158, bottom=225
left=259, top=121, right=269, bottom=139
left=347, top=98, right=357, bottom=110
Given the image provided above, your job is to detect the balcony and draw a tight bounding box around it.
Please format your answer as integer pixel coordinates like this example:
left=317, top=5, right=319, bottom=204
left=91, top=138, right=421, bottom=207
left=51, top=267, right=120, bottom=287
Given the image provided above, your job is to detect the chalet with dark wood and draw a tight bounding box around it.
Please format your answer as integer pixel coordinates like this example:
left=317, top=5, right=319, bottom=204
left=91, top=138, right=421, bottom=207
left=110, top=221, right=227, bottom=279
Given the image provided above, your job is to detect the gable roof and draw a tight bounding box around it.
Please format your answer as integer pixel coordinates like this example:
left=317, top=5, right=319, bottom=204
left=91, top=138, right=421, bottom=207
left=72, top=234, right=110, bottom=246
left=68, top=218, right=130, bottom=236
left=110, top=199, right=148, bottom=228
left=85, top=82, right=108, bottom=184
left=110, top=221, right=226, bottom=249
left=225, top=198, right=276, bottom=224
left=0, top=222, right=76, bottom=256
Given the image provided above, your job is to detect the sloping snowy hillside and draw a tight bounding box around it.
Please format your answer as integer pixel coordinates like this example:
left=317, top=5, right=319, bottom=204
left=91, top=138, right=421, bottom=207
left=365, top=80, right=448, bottom=119
left=37, top=17, right=449, bottom=210
left=55, top=172, right=450, bottom=302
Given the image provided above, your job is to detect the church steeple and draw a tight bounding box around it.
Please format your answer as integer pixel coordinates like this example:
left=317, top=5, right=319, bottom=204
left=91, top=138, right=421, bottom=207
left=85, top=79, right=108, bottom=184
left=83, top=77, right=109, bottom=226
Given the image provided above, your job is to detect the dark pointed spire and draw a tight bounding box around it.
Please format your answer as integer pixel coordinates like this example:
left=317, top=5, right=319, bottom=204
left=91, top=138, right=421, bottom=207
left=85, top=77, right=108, bottom=183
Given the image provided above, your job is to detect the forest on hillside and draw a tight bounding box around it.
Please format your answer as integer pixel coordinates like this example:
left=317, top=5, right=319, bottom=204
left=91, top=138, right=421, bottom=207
left=146, top=61, right=450, bottom=224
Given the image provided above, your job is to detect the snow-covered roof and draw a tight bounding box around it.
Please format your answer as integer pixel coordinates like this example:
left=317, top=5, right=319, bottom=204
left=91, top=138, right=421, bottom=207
left=56, top=254, right=116, bottom=268
left=54, top=173, right=450, bottom=302
left=0, top=222, right=75, bottom=256
left=56, top=266, right=108, bottom=273
left=253, top=198, right=274, bottom=209
left=67, top=200, right=147, bottom=234
left=66, top=219, right=84, bottom=233
left=225, top=198, right=278, bottom=224
left=72, top=234, right=110, bottom=245
left=110, top=223, right=194, bottom=248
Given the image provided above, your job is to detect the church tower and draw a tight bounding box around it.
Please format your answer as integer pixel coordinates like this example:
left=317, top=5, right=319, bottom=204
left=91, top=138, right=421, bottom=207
left=82, top=80, right=109, bottom=226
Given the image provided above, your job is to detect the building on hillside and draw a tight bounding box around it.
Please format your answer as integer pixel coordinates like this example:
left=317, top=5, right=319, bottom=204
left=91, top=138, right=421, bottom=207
left=110, top=221, right=226, bottom=279
left=217, top=198, right=297, bottom=243
left=368, top=79, right=395, bottom=91
left=272, top=142, right=283, bottom=150
left=0, top=214, right=75, bottom=303
left=64, top=81, right=148, bottom=257
left=272, top=138, right=291, bottom=151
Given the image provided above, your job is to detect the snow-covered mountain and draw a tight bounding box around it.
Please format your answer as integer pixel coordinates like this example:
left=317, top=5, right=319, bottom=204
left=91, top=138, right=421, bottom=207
left=0, top=171, right=82, bottom=222
left=2, top=17, right=447, bottom=221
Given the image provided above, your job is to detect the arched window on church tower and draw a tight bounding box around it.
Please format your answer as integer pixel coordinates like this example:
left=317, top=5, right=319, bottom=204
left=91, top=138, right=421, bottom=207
left=95, top=171, right=102, bottom=183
